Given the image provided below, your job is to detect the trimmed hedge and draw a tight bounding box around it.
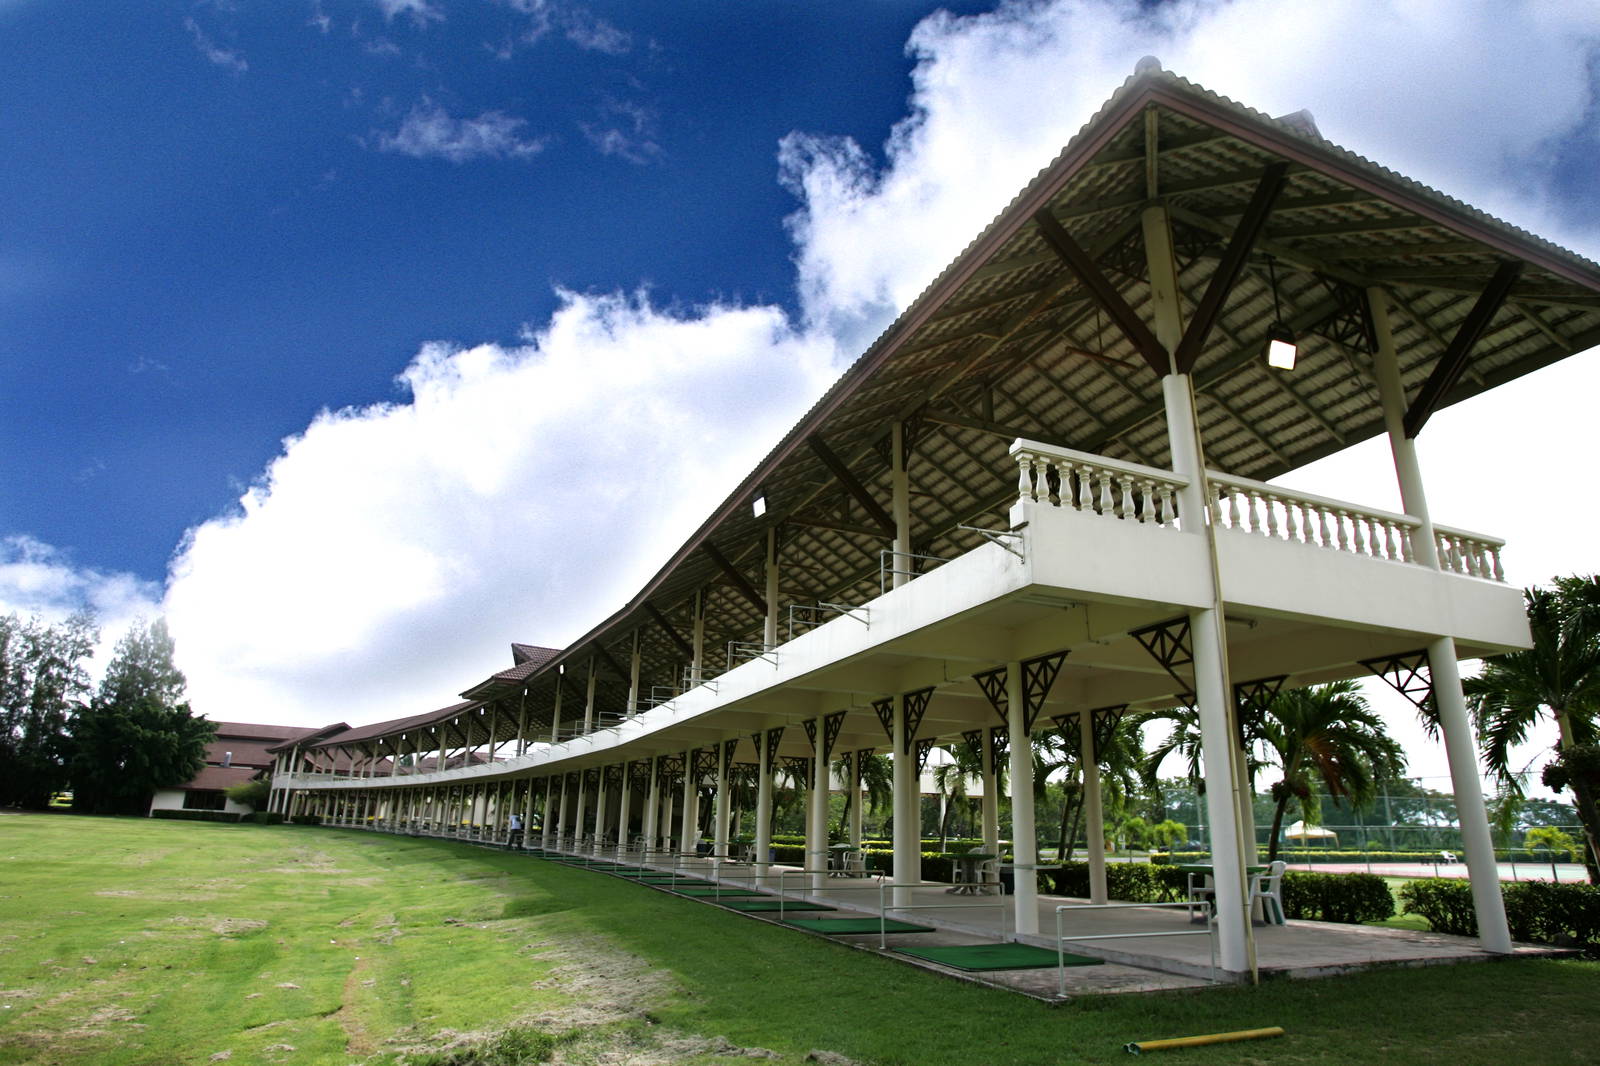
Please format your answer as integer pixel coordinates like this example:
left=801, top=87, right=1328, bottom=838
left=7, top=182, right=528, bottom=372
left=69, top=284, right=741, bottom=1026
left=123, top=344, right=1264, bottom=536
left=1153, top=849, right=1570, bottom=865
left=150, top=809, right=244, bottom=823
left=1400, top=878, right=1600, bottom=950
left=289, top=814, right=323, bottom=826
left=1043, top=863, right=1391, bottom=923
left=251, top=811, right=285, bottom=825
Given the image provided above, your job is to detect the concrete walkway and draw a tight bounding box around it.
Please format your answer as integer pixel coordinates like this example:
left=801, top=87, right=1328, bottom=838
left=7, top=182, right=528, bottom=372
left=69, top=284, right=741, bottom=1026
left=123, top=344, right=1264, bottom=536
left=597, top=854, right=1564, bottom=997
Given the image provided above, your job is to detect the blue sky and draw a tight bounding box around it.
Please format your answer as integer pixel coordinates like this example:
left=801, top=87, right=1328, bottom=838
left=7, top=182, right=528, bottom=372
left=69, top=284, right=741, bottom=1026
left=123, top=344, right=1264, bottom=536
left=2, top=0, right=987, bottom=581
left=3, top=0, right=1600, bottom=796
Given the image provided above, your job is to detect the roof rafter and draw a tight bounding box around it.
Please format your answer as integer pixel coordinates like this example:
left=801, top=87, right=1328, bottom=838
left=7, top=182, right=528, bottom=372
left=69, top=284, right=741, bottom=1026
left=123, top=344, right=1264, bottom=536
left=1404, top=260, right=1523, bottom=438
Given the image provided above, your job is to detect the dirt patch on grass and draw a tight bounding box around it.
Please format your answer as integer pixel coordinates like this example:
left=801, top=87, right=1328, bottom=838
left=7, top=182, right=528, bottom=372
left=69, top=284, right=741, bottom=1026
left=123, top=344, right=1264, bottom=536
left=335, top=954, right=377, bottom=1056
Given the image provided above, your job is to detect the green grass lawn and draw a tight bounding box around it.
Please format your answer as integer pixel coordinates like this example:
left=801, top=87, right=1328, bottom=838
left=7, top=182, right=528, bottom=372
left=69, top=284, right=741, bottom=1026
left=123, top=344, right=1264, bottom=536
left=2, top=815, right=1597, bottom=1066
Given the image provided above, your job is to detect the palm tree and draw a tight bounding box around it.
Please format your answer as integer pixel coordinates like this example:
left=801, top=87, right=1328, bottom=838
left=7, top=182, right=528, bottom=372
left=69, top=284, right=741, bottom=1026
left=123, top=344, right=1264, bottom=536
left=1258, top=681, right=1405, bottom=863
left=1465, top=577, right=1600, bottom=882
left=832, top=751, right=892, bottom=839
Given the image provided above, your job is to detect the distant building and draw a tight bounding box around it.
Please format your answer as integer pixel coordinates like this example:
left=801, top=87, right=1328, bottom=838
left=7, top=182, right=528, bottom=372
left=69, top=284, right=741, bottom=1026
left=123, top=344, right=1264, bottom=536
left=147, top=721, right=322, bottom=817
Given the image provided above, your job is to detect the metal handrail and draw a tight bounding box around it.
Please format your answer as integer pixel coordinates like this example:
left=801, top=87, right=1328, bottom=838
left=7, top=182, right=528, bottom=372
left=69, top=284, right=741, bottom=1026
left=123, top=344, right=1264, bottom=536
left=876, top=878, right=1011, bottom=950
left=1052, top=902, right=1217, bottom=995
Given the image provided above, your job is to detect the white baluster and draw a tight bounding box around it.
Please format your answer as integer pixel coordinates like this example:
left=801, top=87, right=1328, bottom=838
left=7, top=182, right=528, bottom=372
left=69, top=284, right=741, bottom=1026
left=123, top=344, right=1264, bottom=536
left=1316, top=506, right=1332, bottom=549
left=1398, top=524, right=1414, bottom=563
left=1162, top=484, right=1178, bottom=529
left=1225, top=486, right=1240, bottom=531
left=1016, top=453, right=1034, bottom=505
left=1490, top=546, right=1504, bottom=582
left=1335, top=511, right=1351, bottom=553
left=1382, top=521, right=1398, bottom=560
left=1074, top=463, right=1092, bottom=512
left=1282, top=497, right=1299, bottom=543
left=1033, top=456, right=1051, bottom=508
left=1098, top=470, right=1113, bottom=516
left=1265, top=494, right=1281, bottom=539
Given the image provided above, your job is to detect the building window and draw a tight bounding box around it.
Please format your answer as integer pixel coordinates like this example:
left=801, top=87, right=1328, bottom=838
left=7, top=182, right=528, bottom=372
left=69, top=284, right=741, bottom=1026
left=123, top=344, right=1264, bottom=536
left=183, top=790, right=227, bottom=811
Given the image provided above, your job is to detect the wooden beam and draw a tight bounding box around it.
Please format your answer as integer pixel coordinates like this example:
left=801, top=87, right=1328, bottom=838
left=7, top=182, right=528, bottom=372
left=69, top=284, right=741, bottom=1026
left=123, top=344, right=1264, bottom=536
left=807, top=435, right=897, bottom=536
left=1031, top=209, right=1169, bottom=375
left=592, top=645, right=630, bottom=684
left=1403, top=260, right=1523, bottom=438
left=702, top=540, right=767, bottom=616
left=920, top=408, right=1075, bottom=452
left=1173, top=162, right=1288, bottom=374
left=782, top=514, right=892, bottom=540
left=644, top=601, right=696, bottom=661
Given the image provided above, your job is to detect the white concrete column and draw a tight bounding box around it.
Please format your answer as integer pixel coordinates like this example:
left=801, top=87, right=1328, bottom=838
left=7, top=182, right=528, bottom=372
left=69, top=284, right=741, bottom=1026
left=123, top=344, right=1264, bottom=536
left=1193, top=606, right=1253, bottom=975
left=891, top=423, right=911, bottom=588
left=764, top=529, right=780, bottom=648
left=1368, top=288, right=1440, bottom=567
left=592, top=770, right=608, bottom=856
left=584, top=661, right=597, bottom=733
left=756, top=733, right=774, bottom=886
left=627, top=630, right=642, bottom=715
left=521, top=778, right=537, bottom=849
left=554, top=774, right=569, bottom=847
left=643, top=757, right=660, bottom=862
left=714, top=743, right=731, bottom=865
left=1006, top=664, right=1039, bottom=935
left=680, top=753, right=698, bottom=857
left=981, top=730, right=1000, bottom=858
left=891, top=694, right=917, bottom=907
left=1080, top=711, right=1108, bottom=904
left=540, top=776, right=555, bottom=849
left=616, top=764, right=634, bottom=860
left=809, top=722, right=828, bottom=892
left=550, top=669, right=564, bottom=743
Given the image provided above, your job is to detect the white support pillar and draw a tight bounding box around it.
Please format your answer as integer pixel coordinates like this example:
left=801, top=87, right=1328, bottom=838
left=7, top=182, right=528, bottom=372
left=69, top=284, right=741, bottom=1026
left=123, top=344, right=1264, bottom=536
left=755, top=733, right=774, bottom=886
left=592, top=769, right=609, bottom=857
left=584, top=661, right=597, bottom=734
left=981, top=730, right=999, bottom=858
left=714, top=743, right=731, bottom=866
left=550, top=669, right=565, bottom=743
left=891, top=422, right=911, bottom=588
left=661, top=770, right=677, bottom=857
left=554, top=774, right=569, bottom=848
left=809, top=722, right=828, bottom=892
left=1079, top=710, right=1108, bottom=905
left=616, top=763, right=634, bottom=861
left=1006, top=663, right=1039, bottom=936
left=680, top=753, right=698, bottom=858
left=1371, top=288, right=1509, bottom=952
left=627, top=629, right=642, bottom=715
left=521, top=778, right=537, bottom=849
left=540, top=776, right=555, bottom=850
left=891, top=694, right=917, bottom=908
left=764, top=529, right=780, bottom=648
left=643, top=756, right=660, bottom=863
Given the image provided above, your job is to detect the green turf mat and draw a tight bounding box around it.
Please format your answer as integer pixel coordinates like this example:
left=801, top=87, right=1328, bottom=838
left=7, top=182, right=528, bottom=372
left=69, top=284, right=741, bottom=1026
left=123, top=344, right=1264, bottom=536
left=671, top=887, right=767, bottom=898
left=782, top=918, right=936, bottom=934
left=892, top=943, right=1101, bottom=971
left=713, top=900, right=836, bottom=912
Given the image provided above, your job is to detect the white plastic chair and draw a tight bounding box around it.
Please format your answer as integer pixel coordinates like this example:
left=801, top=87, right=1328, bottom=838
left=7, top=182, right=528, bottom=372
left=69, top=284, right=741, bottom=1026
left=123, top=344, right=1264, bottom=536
left=1250, top=860, right=1287, bottom=925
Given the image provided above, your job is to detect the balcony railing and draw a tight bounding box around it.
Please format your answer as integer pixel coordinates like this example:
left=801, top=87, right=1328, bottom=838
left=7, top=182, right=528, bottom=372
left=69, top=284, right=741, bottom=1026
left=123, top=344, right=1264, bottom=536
left=1011, top=440, right=1504, bottom=582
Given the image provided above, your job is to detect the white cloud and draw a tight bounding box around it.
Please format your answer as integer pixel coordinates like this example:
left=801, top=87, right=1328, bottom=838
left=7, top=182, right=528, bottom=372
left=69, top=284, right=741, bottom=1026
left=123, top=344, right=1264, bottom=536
left=781, top=0, right=1600, bottom=351
left=163, top=292, right=840, bottom=726
left=374, top=0, right=442, bottom=28
left=183, top=16, right=248, bottom=75
left=375, top=99, right=546, bottom=163
left=563, top=9, right=629, bottom=55
left=580, top=98, right=659, bottom=163
left=0, top=535, right=163, bottom=682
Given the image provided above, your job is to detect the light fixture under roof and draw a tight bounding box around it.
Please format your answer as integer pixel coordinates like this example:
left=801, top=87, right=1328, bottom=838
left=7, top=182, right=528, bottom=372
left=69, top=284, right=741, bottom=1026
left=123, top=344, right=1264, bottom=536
left=751, top=492, right=768, bottom=518
left=1262, top=254, right=1297, bottom=371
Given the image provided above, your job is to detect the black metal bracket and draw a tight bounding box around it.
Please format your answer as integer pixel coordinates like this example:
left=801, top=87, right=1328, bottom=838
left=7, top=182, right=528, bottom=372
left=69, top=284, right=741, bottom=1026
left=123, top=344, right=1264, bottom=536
left=822, top=710, right=846, bottom=763
left=780, top=755, right=813, bottom=787
left=722, top=737, right=739, bottom=771
left=915, top=737, right=938, bottom=775
left=764, top=727, right=785, bottom=769
left=1233, top=676, right=1286, bottom=746
left=1021, top=650, right=1069, bottom=734
left=1091, top=705, right=1127, bottom=764
left=1362, top=650, right=1433, bottom=713
left=972, top=666, right=1008, bottom=725
left=873, top=697, right=894, bottom=742
left=1130, top=617, right=1193, bottom=690
left=903, top=687, right=935, bottom=754
left=1051, top=713, right=1083, bottom=763
left=693, top=747, right=717, bottom=780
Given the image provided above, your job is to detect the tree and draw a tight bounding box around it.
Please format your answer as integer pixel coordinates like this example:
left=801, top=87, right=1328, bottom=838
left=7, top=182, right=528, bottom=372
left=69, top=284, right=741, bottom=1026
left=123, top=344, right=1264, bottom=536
left=68, top=618, right=214, bottom=816
left=0, top=611, right=97, bottom=808
left=1466, top=577, right=1600, bottom=882
left=226, top=778, right=271, bottom=811
left=1259, top=681, right=1405, bottom=862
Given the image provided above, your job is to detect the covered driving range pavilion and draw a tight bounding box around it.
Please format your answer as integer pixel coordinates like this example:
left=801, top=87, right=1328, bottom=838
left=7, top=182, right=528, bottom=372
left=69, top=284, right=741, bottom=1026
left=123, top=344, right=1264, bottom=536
left=268, top=61, right=1600, bottom=984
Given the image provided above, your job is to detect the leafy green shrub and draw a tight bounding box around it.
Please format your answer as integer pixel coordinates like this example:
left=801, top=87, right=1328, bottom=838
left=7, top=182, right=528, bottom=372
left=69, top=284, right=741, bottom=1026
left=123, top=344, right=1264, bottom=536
left=1401, top=878, right=1600, bottom=950
left=250, top=811, right=284, bottom=825
left=150, top=809, right=244, bottom=823
left=1281, top=872, right=1393, bottom=923
left=289, top=814, right=322, bottom=826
